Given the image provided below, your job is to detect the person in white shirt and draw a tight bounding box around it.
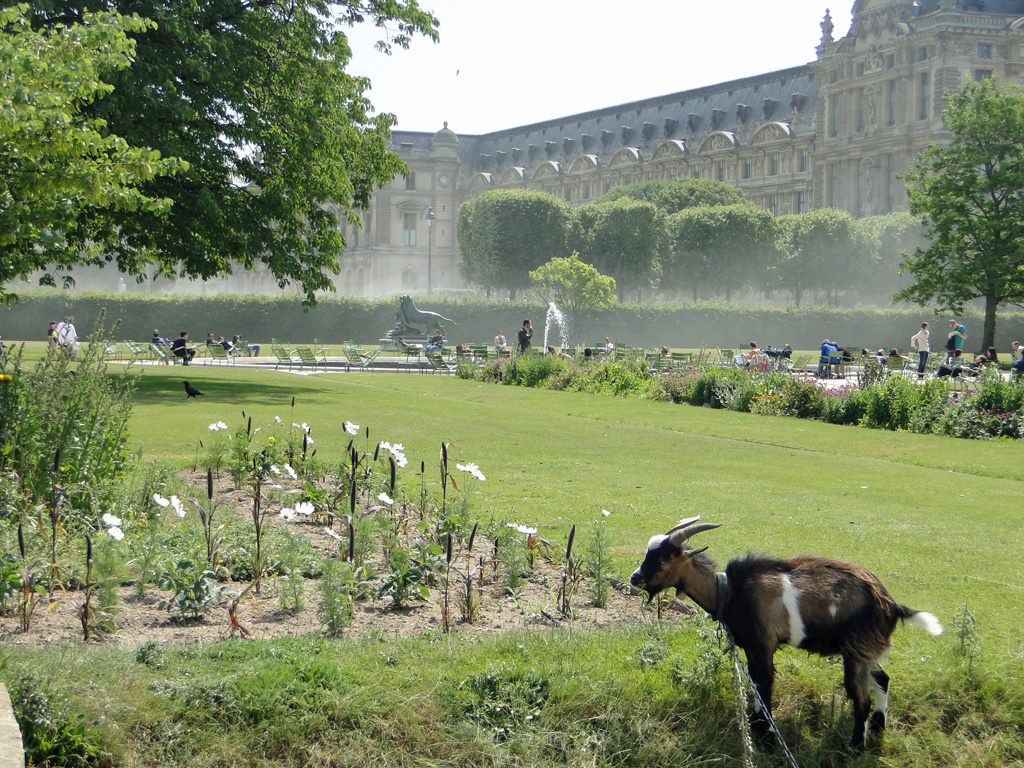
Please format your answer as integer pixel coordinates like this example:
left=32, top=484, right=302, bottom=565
left=494, top=330, right=507, bottom=352
left=55, top=316, right=78, bottom=361
left=910, top=322, right=930, bottom=379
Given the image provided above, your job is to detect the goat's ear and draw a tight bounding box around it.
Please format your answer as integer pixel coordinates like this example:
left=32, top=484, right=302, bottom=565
left=685, top=545, right=709, bottom=557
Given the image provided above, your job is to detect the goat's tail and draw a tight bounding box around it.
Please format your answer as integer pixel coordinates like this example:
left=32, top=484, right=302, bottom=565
left=897, top=605, right=944, bottom=635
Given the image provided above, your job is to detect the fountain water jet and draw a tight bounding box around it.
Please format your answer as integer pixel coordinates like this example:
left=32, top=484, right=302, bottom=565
left=543, top=302, right=570, bottom=350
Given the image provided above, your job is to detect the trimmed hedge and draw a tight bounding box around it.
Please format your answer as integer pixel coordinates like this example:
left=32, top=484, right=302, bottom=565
left=3, top=291, right=1024, bottom=352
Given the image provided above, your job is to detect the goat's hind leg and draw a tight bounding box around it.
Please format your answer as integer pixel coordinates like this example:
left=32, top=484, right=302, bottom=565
left=868, top=666, right=890, bottom=736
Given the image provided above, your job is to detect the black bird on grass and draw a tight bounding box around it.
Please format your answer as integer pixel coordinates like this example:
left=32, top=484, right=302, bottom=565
left=183, top=381, right=204, bottom=399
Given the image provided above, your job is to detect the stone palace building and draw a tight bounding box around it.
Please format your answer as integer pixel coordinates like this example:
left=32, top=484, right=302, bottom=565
left=336, top=0, right=1024, bottom=298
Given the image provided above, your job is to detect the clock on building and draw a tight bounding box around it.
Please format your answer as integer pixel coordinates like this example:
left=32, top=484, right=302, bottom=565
left=438, top=175, right=449, bottom=187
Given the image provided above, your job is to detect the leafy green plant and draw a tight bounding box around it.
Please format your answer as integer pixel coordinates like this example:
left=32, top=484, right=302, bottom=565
left=9, top=673, right=105, bottom=767
left=0, top=551, right=21, bottom=616
left=276, top=528, right=307, bottom=612
left=376, top=539, right=443, bottom=608
left=583, top=520, right=612, bottom=608
left=157, top=559, right=223, bottom=620
left=457, top=663, right=550, bottom=738
left=317, top=558, right=370, bottom=635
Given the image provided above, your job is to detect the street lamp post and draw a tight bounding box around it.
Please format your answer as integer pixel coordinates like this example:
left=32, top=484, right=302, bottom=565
left=426, top=207, right=435, bottom=293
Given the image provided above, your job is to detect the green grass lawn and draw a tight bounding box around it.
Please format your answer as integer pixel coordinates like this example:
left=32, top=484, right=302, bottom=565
left=4, top=363, right=1023, bottom=768
left=125, top=366, right=1024, bottom=649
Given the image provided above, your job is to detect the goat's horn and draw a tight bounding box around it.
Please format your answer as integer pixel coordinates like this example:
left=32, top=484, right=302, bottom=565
left=665, top=516, right=702, bottom=535
left=669, top=522, right=722, bottom=543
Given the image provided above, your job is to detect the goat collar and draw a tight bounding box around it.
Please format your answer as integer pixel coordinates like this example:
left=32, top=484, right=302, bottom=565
left=714, top=571, right=729, bottom=622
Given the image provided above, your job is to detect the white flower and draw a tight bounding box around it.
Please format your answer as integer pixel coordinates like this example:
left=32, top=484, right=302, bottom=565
left=507, top=523, right=537, bottom=536
left=380, top=441, right=408, bottom=467
left=107, top=526, right=124, bottom=541
left=102, top=513, right=122, bottom=527
left=378, top=492, right=394, bottom=506
left=602, top=510, right=611, bottom=517
left=295, top=501, right=315, bottom=516
left=270, top=464, right=281, bottom=475
left=343, top=421, right=359, bottom=435
left=170, top=495, right=185, bottom=518
left=324, top=527, right=344, bottom=542
left=274, top=416, right=283, bottom=424
left=304, top=436, right=314, bottom=445
left=457, top=462, right=486, bottom=481
left=153, top=493, right=169, bottom=507
left=208, top=421, right=228, bottom=431
left=278, top=508, right=296, bottom=520
left=285, top=464, right=298, bottom=480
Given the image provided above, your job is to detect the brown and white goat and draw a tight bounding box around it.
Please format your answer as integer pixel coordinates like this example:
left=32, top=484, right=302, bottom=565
left=630, top=517, right=942, bottom=750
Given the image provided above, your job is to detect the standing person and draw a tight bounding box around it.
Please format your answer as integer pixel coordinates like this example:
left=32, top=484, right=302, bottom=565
left=1011, top=342, right=1024, bottom=375
left=494, top=330, right=507, bottom=353
left=46, top=320, right=58, bottom=356
left=517, top=320, right=532, bottom=354
left=911, top=322, right=930, bottom=379
left=947, top=318, right=966, bottom=362
left=170, top=331, right=197, bottom=365
left=55, top=317, right=78, bottom=361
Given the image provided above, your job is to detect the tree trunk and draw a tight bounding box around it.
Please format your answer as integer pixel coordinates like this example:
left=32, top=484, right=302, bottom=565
left=794, top=286, right=802, bottom=307
left=725, top=281, right=732, bottom=302
left=691, top=284, right=698, bottom=301
left=508, top=287, right=515, bottom=302
left=982, top=294, right=999, bottom=353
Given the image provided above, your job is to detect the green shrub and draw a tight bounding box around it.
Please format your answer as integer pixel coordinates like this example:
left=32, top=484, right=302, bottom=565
left=501, top=354, right=567, bottom=388
left=0, top=317, right=135, bottom=531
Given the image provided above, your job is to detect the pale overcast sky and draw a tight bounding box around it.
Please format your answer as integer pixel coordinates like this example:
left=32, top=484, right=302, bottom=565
left=345, top=1, right=854, bottom=135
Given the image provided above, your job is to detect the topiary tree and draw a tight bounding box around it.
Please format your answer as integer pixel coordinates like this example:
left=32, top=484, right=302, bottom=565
left=457, top=189, right=573, bottom=300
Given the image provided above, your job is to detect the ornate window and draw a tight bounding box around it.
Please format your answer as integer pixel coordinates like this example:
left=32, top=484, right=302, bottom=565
left=405, top=172, right=416, bottom=190
left=403, top=213, right=417, bottom=247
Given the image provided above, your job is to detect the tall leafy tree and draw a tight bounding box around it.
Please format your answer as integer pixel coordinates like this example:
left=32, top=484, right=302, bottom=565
left=574, top=198, right=668, bottom=302
left=28, top=1, right=439, bottom=304
left=857, top=212, right=926, bottom=302
left=896, top=77, right=1024, bottom=350
left=529, top=252, right=615, bottom=345
left=775, top=209, right=875, bottom=307
left=668, top=204, right=781, bottom=301
left=596, top=177, right=747, bottom=215
left=0, top=5, right=185, bottom=302
left=456, top=189, right=572, bottom=300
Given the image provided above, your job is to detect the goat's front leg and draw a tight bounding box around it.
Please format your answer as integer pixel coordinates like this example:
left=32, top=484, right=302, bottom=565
left=843, top=656, right=872, bottom=751
left=744, top=647, right=777, bottom=748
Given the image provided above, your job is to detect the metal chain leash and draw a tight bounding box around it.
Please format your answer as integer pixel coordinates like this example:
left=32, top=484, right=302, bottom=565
left=720, top=626, right=801, bottom=768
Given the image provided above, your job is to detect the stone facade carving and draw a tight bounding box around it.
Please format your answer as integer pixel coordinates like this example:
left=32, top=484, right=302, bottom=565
left=664, top=117, right=678, bottom=137
left=687, top=112, right=702, bottom=133
left=762, top=97, right=778, bottom=120
left=711, top=108, right=726, bottom=130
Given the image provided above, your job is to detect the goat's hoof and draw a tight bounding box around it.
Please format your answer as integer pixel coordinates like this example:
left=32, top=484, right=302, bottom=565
left=869, top=711, right=886, bottom=734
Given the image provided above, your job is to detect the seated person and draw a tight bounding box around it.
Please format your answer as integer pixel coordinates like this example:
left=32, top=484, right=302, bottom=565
left=217, top=336, right=233, bottom=352
left=494, top=331, right=507, bottom=352
left=742, top=342, right=762, bottom=363
left=170, top=331, right=197, bottom=365
left=205, top=332, right=217, bottom=347
left=860, top=347, right=872, bottom=358
left=875, top=348, right=888, bottom=362
left=1012, top=348, right=1024, bottom=375
left=987, top=347, right=999, bottom=363
left=937, top=350, right=985, bottom=378
left=232, top=335, right=260, bottom=356
left=660, top=346, right=670, bottom=357
left=1011, top=340, right=1022, bottom=363
left=888, top=348, right=910, bottom=363
left=818, top=339, right=840, bottom=376
left=583, top=347, right=594, bottom=361
left=152, top=329, right=169, bottom=346
left=603, top=337, right=615, bottom=353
